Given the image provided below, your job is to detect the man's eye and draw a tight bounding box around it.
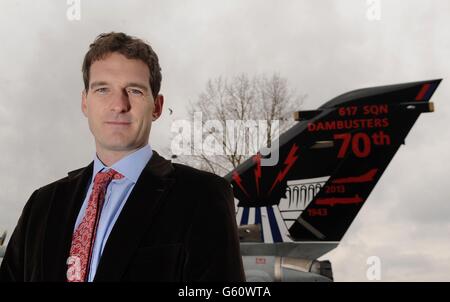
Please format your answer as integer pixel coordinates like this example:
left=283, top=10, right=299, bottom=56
left=95, top=87, right=109, bottom=94
left=128, top=88, right=144, bottom=96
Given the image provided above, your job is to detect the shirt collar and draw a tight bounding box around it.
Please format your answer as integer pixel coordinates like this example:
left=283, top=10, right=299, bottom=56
left=93, top=145, right=153, bottom=184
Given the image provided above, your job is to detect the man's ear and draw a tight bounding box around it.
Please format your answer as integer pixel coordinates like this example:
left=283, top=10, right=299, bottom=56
left=152, top=94, right=164, bottom=121
left=81, top=90, right=88, bottom=117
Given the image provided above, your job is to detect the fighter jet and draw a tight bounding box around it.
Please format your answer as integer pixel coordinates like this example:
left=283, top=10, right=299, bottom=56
left=225, top=79, right=441, bottom=281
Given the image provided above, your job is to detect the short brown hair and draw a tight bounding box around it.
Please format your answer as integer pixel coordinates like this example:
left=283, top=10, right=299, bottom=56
left=82, top=32, right=162, bottom=98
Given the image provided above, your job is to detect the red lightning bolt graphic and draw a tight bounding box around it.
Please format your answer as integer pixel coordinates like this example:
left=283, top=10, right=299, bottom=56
left=253, top=154, right=262, bottom=196
left=269, top=143, right=299, bottom=194
left=232, top=171, right=250, bottom=198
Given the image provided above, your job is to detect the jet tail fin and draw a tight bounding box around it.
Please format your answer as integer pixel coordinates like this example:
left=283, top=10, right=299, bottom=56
left=227, top=79, right=441, bottom=243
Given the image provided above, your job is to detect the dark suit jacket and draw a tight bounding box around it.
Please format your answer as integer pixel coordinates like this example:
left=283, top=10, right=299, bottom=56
left=0, top=151, right=245, bottom=282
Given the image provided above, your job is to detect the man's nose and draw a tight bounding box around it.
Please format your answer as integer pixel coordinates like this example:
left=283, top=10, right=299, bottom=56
left=110, top=89, right=131, bottom=112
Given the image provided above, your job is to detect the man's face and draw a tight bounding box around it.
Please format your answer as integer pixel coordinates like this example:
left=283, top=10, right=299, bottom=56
left=82, top=52, right=163, bottom=155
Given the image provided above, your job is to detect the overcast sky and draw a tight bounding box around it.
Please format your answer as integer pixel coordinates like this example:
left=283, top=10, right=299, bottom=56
left=0, top=0, right=449, bottom=281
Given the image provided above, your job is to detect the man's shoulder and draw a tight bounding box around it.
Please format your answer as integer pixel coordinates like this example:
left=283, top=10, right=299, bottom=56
left=34, top=165, right=89, bottom=195
left=171, top=163, right=230, bottom=189
left=171, top=163, right=234, bottom=213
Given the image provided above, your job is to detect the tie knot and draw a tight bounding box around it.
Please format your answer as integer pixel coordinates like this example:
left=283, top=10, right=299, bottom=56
left=94, top=169, right=124, bottom=186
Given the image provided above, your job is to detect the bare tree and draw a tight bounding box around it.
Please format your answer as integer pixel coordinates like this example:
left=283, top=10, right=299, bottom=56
left=171, top=73, right=306, bottom=176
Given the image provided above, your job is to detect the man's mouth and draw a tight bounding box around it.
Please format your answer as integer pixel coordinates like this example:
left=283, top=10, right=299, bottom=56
left=105, top=121, right=132, bottom=126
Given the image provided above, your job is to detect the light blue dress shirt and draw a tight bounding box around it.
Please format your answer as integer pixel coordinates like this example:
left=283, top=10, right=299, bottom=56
left=73, top=144, right=153, bottom=282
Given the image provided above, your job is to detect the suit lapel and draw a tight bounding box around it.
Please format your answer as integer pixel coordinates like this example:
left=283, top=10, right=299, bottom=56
left=42, top=162, right=93, bottom=281
left=94, top=151, right=175, bottom=281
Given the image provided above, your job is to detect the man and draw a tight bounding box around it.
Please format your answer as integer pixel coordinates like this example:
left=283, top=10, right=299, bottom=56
left=0, top=32, right=245, bottom=282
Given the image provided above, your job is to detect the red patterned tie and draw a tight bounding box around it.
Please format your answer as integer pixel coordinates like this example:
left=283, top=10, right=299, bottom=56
left=67, top=169, right=124, bottom=282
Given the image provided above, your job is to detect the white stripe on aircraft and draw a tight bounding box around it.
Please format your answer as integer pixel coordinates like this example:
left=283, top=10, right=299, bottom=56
left=272, top=205, right=293, bottom=242
left=260, top=207, right=273, bottom=243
